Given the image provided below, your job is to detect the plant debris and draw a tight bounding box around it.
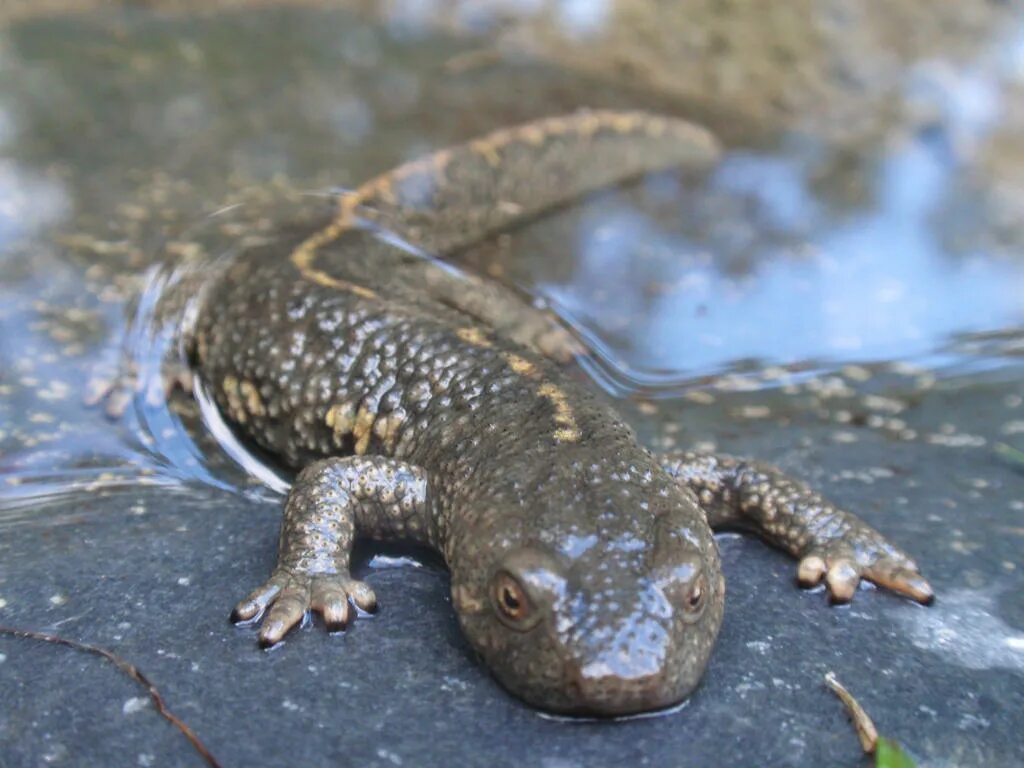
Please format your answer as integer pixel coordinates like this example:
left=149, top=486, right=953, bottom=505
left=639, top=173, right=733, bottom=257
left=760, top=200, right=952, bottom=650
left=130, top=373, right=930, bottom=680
left=0, top=625, right=222, bottom=768
left=995, top=442, right=1024, bottom=466
left=875, top=736, right=917, bottom=768
left=824, top=672, right=919, bottom=767
left=825, top=671, right=879, bottom=753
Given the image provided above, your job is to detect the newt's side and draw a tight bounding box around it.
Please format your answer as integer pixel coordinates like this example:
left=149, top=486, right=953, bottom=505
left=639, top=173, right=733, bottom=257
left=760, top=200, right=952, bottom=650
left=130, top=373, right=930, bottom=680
left=191, top=110, right=932, bottom=715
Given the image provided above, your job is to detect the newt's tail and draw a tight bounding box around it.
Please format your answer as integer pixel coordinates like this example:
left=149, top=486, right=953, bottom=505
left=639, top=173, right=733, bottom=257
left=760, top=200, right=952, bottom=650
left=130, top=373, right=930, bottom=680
left=349, top=109, right=720, bottom=255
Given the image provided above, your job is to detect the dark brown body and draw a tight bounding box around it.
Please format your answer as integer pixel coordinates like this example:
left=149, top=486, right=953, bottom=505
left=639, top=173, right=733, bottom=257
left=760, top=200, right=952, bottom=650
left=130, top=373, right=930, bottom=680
left=194, top=111, right=932, bottom=714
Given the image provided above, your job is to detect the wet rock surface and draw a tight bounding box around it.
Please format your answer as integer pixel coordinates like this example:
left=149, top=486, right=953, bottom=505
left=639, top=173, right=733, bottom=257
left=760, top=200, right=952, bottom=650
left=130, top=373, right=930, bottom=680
left=0, top=4, right=1022, bottom=767
left=3, top=382, right=1023, bottom=767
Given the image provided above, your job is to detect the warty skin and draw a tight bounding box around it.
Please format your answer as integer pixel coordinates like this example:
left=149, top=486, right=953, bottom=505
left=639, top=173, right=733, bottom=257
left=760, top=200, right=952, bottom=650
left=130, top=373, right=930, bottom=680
left=188, top=111, right=933, bottom=715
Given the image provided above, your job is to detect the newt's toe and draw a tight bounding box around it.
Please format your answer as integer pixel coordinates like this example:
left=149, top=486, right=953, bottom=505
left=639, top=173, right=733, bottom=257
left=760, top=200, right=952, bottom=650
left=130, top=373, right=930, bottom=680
left=231, top=576, right=285, bottom=623
left=797, top=555, right=827, bottom=587
left=864, top=564, right=934, bottom=605
left=259, top=583, right=310, bottom=646
left=346, top=580, right=377, bottom=613
left=311, top=578, right=352, bottom=630
left=825, top=559, right=860, bottom=603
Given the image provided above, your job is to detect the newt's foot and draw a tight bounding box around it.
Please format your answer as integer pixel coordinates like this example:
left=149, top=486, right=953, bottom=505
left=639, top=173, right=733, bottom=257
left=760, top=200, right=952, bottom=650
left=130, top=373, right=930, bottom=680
left=231, top=568, right=377, bottom=647
left=797, top=540, right=933, bottom=605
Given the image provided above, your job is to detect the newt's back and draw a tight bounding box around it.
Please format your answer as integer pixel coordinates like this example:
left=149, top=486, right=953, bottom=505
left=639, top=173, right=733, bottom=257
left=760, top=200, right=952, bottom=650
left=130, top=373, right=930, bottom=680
left=193, top=110, right=721, bottom=474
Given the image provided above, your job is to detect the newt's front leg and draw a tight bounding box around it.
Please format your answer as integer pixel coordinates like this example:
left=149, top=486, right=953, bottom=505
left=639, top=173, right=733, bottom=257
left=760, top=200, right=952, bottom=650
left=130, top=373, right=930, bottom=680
left=232, top=456, right=432, bottom=646
left=660, top=451, right=933, bottom=604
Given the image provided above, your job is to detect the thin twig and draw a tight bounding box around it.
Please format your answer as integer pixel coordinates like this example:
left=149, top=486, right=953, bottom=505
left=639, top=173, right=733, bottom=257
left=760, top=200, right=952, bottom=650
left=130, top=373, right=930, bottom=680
left=0, top=625, right=222, bottom=768
left=825, top=671, right=879, bottom=753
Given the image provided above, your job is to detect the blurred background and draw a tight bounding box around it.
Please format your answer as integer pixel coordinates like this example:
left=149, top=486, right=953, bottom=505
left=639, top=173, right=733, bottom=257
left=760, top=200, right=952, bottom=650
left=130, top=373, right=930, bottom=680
left=0, top=2, right=1022, bottom=766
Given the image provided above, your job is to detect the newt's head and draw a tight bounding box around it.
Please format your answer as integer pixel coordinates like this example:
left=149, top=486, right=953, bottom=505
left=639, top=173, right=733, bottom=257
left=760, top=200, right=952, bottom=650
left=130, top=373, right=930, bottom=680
left=449, top=463, right=724, bottom=716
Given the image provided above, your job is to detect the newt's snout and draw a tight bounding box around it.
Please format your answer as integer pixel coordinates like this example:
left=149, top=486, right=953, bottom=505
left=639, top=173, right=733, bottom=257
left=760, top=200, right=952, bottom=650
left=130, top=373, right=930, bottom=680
left=565, top=622, right=679, bottom=716
left=555, top=580, right=718, bottom=716
left=458, top=537, right=725, bottom=717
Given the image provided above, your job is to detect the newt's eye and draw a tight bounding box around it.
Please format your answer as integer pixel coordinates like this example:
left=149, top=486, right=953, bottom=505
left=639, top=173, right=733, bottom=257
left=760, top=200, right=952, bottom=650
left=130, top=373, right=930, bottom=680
left=654, top=557, right=708, bottom=621
left=492, top=572, right=534, bottom=628
left=685, top=574, right=707, bottom=614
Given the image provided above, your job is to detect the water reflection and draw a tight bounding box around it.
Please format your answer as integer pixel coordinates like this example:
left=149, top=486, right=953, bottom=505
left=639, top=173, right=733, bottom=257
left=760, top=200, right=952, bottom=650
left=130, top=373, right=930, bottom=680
left=382, top=0, right=616, bottom=38
left=0, top=161, right=69, bottom=247
left=546, top=124, right=1024, bottom=394
left=1, top=3, right=1023, bottom=518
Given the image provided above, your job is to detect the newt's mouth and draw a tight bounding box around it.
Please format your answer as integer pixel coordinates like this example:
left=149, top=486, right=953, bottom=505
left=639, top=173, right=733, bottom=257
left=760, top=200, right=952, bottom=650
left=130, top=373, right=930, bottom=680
left=572, top=689, right=687, bottom=718
left=532, top=670, right=695, bottom=718
left=514, top=639, right=703, bottom=718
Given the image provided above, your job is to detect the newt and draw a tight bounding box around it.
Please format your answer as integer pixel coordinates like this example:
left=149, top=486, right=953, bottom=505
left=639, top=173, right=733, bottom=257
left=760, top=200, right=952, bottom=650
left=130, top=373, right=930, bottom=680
left=188, top=110, right=933, bottom=715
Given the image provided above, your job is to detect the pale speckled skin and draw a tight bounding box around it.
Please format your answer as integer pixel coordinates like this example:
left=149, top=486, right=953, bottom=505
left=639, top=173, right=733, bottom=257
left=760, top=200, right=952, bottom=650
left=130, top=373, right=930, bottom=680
left=192, top=111, right=932, bottom=715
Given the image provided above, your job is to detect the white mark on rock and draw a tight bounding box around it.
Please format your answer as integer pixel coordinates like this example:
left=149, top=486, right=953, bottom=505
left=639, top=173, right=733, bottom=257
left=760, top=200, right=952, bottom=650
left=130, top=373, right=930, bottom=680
left=123, top=697, right=148, bottom=715
left=897, top=587, right=1024, bottom=671
left=376, top=748, right=403, bottom=765
left=745, top=640, right=771, bottom=654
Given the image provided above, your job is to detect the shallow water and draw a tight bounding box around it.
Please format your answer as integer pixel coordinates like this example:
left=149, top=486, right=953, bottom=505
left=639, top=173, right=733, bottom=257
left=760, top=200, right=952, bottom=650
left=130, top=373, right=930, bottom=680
left=0, top=4, right=1022, bottom=767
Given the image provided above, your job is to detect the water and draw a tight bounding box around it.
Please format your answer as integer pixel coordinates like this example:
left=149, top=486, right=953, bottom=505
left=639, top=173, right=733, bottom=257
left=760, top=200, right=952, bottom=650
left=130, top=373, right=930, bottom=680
left=0, top=4, right=1022, bottom=767
left=2, top=7, right=1023, bottom=501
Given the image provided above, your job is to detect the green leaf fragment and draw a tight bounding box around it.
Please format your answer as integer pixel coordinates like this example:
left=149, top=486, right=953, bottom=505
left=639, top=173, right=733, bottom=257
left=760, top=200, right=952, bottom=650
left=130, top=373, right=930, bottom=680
left=995, top=442, right=1024, bottom=465
left=875, top=737, right=917, bottom=768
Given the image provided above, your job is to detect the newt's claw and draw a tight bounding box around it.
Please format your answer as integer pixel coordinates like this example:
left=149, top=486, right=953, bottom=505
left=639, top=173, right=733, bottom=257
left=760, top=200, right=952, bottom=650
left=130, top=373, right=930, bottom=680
left=864, top=563, right=934, bottom=605
left=231, top=569, right=377, bottom=646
